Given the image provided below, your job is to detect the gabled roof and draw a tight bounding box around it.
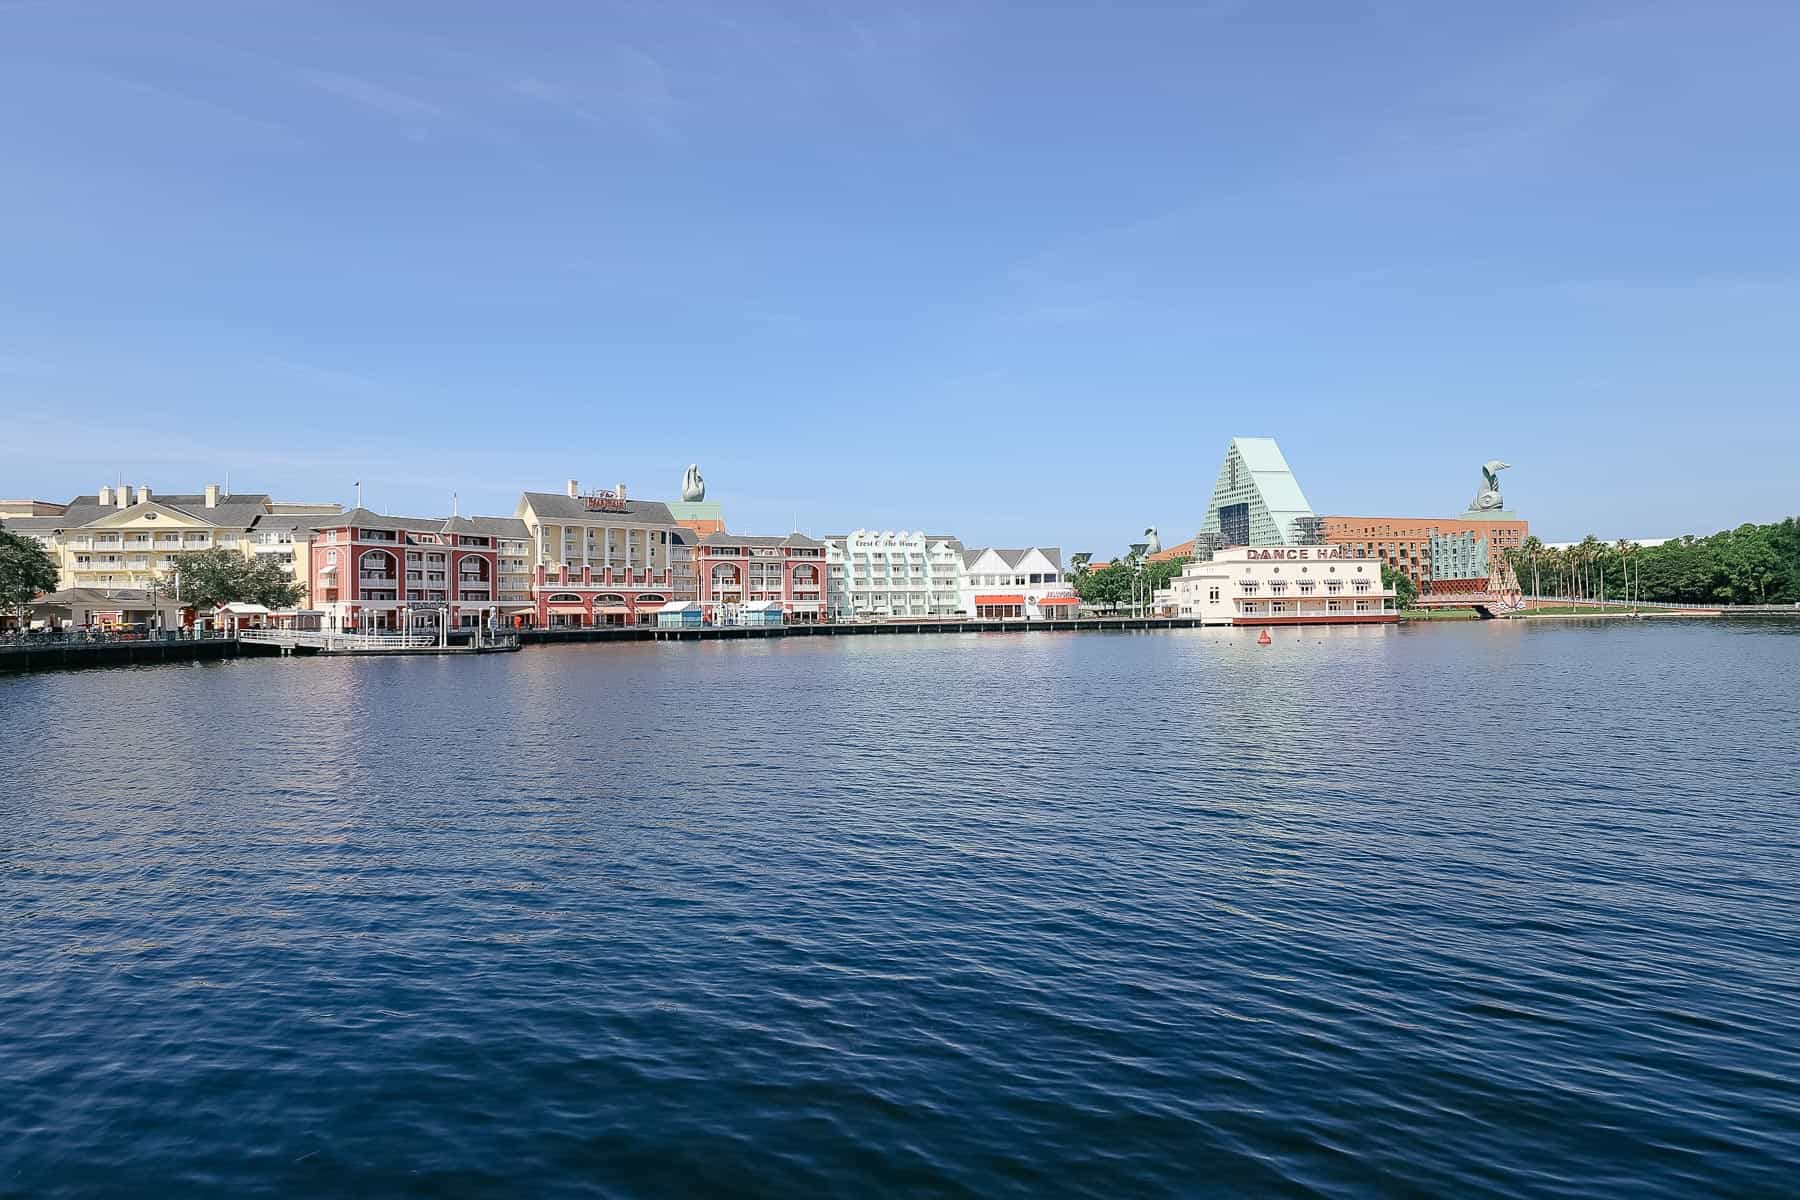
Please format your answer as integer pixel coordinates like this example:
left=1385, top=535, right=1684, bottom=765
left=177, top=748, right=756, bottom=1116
left=59, top=493, right=273, bottom=530
left=519, top=492, right=676, bottom=526
left=317, top=507, right=444, bottom=533
left=1, top=515, right=63, bottom=533
left=308, top=508, right=529, bottom=539
left=698, top=532, right=822, bottom=549
left=962, top=546, right=1064, bottom=572
left=456, top=515, right=531, bottom=540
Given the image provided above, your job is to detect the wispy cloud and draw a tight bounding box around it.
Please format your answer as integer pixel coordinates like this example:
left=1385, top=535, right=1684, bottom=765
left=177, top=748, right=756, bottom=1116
left=508, top=46, right=682, bottom=145
left=302, top=70, right=443, bottom=124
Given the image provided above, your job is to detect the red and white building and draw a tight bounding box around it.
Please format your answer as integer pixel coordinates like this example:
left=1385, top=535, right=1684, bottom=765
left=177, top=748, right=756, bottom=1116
left=958, top=546, right=1079, bottom=620
left=695, top=533, right=827, bottom=624
left=516, top=482, right=696, bottom=627
left=309, top=509, right=527, bottom=632
left=1158, top=545, right=1398, bottom=626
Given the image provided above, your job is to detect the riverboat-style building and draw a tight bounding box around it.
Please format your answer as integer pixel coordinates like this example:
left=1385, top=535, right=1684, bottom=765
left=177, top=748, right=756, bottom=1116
left=1157, top=545, right=1398, bottom=626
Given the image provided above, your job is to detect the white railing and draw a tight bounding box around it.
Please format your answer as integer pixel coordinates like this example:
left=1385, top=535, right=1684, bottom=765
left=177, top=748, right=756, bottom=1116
left=238, top=628, right=448, bottom=651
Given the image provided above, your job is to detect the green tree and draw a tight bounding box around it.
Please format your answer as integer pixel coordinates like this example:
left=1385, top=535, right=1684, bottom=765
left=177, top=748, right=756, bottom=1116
left=0, top=526, right=61, bottom=623
left=1144, top=556, right=1190, bottom=593
left=1380, top=562, right=1418, bottom=608
left=162, top=549, right=304, bottom=610
left=1074, top=561, right=1133, bottom=609
left=1531, top=518, right=1799, bottom=607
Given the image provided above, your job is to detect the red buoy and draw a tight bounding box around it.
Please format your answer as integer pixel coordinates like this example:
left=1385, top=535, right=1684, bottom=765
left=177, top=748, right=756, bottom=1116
left=1256, top=628, right=1272, bottom=646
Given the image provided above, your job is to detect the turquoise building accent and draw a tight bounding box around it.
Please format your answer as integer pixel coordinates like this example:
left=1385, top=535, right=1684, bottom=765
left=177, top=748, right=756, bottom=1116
left=656, top=601, right=703, bottom=628
left=1429, top=531, right=1491, bottom=581
left=1196, top=437, right=1317, bottom=548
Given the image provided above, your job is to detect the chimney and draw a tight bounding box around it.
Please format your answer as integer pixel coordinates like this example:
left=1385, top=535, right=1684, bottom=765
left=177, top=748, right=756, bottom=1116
left=98, top=486, right=113, bottom=506
left=136, top=486, right=151, bottom=505
left=117, top=486, right=131, bottom=509
left=566, top=479, right=580, bottom=498
left=616, top=482, right=628, bottom=500
left=204, top=484, right=219, bottom=509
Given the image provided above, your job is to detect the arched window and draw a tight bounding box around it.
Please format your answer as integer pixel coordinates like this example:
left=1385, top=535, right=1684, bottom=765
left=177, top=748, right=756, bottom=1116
left=546, top=592, right=583, bottom=603
left=359, top=550, right=397, bottom=579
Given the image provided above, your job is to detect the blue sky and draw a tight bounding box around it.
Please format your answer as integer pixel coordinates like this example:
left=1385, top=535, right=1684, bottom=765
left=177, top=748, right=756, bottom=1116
left=3, top=0, right=1797, bottom=550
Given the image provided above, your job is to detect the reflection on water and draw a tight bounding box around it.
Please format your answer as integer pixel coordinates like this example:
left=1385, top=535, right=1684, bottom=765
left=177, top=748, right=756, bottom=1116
left=2, top=620, right=1797, bottom=1198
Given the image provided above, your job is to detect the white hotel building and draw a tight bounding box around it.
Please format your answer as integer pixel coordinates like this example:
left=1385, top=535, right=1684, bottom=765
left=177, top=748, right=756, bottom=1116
left=824, top=530, right=968, bottom=620
left=1159, top=545, right=1398, bottom=626
left=958, top=547, right=1079, bottom=620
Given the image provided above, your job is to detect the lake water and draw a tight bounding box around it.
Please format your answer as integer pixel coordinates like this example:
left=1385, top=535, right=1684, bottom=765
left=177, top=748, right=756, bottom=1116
left=3, top=621, right=1797, bottom=1198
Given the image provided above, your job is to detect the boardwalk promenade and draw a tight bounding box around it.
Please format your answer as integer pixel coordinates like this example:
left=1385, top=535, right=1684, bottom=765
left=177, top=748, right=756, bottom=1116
left=6, top=607, right=1796, bottom=674
left=521, top=615, right=1196, bottom=646
left=0, top=632, right=254, bottom=673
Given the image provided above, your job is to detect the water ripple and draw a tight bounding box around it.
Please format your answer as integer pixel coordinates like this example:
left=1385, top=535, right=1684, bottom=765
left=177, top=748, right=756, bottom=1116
left=2, top=620, right=1797, bottom=1198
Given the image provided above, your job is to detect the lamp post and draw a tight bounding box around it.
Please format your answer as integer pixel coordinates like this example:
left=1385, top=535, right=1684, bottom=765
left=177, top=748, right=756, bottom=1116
left=1127, top=542, right=1150, bottom=619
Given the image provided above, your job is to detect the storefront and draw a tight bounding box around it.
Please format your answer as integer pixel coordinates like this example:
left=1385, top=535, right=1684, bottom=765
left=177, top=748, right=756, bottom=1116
left=974, top=593, right=1025, bottom=619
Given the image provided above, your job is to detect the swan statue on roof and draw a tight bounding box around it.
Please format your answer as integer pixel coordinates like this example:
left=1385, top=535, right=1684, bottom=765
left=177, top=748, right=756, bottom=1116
left=1144, top=527, right=1162, bottom=555
left=682, top=464, right=706, bottom=503
left=1469, top=460, right=1510, bottom=512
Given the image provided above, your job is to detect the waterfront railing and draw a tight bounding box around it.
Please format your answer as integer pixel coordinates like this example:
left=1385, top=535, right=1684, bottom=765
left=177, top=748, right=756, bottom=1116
left=0, top=629, right=235, bottom=653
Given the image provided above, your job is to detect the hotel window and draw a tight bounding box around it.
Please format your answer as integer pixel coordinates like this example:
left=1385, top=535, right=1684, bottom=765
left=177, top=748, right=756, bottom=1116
left=1328, top=599, right=1342, bottom=613
left=1271, top=601, right=1286, bottom=614
left=1208, top=588, right=1220, bottom=602
left=1298, top=580, right=1315, bottom=594
left=1326, top=580, right=1343, bottom=594
left=1269, top=580, right=1286, bottom=594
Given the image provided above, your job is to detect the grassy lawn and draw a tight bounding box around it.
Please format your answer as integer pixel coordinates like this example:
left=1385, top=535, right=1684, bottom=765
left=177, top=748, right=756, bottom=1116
left=1516, top=604, right=1653, bottom=616
left=1401, top=608, right=1479, bottom=620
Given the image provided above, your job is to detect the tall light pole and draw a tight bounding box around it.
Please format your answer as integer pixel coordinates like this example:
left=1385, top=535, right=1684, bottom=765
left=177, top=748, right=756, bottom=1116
left=1128, top=542, right=1149, bottom=619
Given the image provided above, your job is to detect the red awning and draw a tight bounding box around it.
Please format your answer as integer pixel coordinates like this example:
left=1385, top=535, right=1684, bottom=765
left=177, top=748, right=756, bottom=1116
left=1038, top=596, right=1080, bottom=606
left=975, top=594, right=1025, bottom=605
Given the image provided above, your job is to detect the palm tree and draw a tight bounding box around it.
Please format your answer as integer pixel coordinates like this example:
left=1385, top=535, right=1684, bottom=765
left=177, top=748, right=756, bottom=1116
left=1521, top=535, right=1545, bottom=601
left=1576, top=535, right=1603, bottom=601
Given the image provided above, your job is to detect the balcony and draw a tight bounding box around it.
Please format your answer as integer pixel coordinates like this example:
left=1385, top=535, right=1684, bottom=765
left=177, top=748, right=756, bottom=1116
left=360, top=574, right=398, bottom=586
